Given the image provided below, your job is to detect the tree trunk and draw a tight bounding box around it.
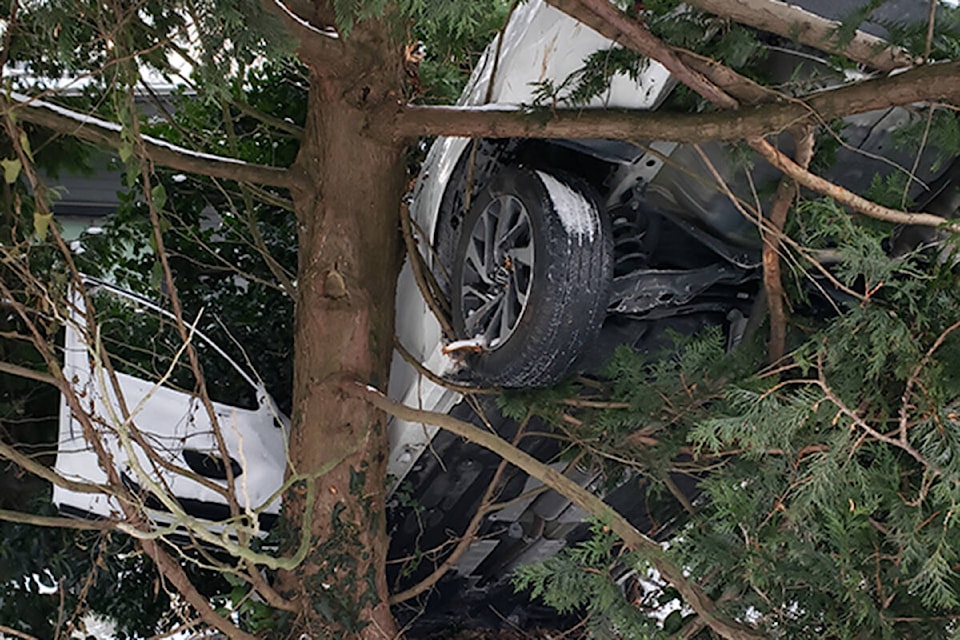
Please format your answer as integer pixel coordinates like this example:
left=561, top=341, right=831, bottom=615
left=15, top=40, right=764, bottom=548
left=279, top=22, right=406, bottom=638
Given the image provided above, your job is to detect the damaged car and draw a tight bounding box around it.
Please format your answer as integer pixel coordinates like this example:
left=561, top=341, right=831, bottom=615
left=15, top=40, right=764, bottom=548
left=49, top=0, right=960, bottom=634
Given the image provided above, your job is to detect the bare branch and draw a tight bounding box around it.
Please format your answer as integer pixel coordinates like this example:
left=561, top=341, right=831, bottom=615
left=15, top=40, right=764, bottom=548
left=353, top=383, right=764, bottom=640
left=2, top=94, right=294, bottom=189
left=0, top=624, right=40, bottom=640
left=400, top=202, right=455, bottom=340
left=0, top=360, right=59, bottom=387
left=0, top=436, right=112, bottom=496
left=390, top=61, right=960, bottom=141
left=0, top=508, right=115, bottom=531
left=683, top=0, right=917, bottom=71
left=751, top=137, right=959, bottom=229
left=141, top=538, right=260, bottom=640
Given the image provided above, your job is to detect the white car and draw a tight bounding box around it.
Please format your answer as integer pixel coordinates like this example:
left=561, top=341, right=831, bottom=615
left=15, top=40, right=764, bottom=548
left=53, top=0, right=954, bottom=624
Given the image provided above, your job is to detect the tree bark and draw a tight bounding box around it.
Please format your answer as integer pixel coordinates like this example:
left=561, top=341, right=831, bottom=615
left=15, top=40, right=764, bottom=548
left=276, top=18, right=407, bottom=639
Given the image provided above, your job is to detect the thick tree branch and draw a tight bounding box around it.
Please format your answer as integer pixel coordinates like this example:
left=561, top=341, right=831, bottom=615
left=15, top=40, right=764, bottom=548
left=354, top=383, right=763, bottom=640
left=764, top=127, right=814, bottom=364
left=390, top=61, right=960, bottom=141
left=2, top=94, right=294, bottom=189
left=674, top=48, right=775, bottom=103
left=683, top=0, right=917, bottom=71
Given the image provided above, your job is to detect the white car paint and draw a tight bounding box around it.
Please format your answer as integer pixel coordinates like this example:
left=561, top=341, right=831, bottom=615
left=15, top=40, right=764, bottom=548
left=54, top=279, right=287, bottom=532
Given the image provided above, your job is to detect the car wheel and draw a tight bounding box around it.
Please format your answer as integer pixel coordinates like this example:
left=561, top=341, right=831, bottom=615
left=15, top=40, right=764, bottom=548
left=451, top=167, right=613, bottom=387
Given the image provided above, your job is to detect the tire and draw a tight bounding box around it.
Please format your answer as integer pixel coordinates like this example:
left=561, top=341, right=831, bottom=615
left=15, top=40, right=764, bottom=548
left=451, top=167, right=613, bottom=387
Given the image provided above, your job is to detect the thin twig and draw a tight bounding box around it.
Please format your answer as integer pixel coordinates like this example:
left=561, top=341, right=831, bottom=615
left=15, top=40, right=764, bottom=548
left=400, top=202, right=455, bottom=339
left=924, top=0, right=938, bottom=61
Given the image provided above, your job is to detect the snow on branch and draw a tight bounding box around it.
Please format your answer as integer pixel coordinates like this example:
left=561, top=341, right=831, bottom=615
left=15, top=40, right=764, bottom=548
left=4, top=92, right=294, bottom=189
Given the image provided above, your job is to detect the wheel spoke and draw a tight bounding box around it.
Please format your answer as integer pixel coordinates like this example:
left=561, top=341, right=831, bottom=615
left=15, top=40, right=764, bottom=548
left=464, top=241, right=491, bottom=284
left=508, top=244, right=533, bottom=268
left=482, top=205, right=497, bottom=272
left=510, top=269, right=529, bottom=308
left=464, top=290, right=503, bottom=337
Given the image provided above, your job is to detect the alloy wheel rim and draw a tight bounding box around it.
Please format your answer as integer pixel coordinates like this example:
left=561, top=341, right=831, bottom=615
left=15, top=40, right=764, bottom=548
left=459, top=195, right=535, bottom=350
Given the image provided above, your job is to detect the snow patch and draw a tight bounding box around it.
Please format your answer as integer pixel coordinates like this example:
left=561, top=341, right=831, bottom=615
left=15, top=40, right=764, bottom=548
left=536, top=171, right=596, bottom=242
left=273, top=0, right=340, bottom=39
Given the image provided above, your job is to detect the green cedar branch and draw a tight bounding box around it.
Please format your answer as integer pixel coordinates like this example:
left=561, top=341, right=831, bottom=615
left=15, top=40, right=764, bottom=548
left=353, top=383, right=763, bottom=640
left=576, top=0, right=740, bottom=107
left=547, top=0, right=777, bottom=103
left=2, top=94, right=294, bottom=189
left=390, top=60, right=960, bottom=143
